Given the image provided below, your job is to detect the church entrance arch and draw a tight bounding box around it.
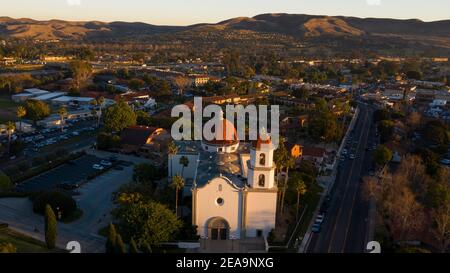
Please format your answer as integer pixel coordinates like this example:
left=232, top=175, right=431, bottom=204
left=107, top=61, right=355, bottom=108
left=207, top=217, right=229, bottom=240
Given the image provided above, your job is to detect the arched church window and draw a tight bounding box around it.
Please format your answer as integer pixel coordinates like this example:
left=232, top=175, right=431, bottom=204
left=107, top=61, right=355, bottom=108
left=258, top=174, right=265, bottom=187
left=259, top=153, right=266, bottom=165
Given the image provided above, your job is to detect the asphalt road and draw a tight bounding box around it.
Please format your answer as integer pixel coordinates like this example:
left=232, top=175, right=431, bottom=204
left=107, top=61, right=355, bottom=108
left=308, top=104, right=377, bottom=253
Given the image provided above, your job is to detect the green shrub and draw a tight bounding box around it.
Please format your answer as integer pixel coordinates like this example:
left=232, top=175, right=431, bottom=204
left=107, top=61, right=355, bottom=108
left=0, top=171, right=13, bottom=192
left=2, top=166, right=19, bottom=177
left=33, top=191, right=77, bottom=220
left=32, top=157, right=46, bottom=167
left=0, top=243, right=17, bottom=253
left=18, top=162, right=30, bottom=172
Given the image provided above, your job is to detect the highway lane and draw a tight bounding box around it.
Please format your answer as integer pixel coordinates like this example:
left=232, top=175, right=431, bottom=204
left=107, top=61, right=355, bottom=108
left=308, top=104, right=374, bottom=253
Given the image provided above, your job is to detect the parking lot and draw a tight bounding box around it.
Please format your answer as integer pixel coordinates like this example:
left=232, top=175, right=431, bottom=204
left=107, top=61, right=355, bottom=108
left=15, top=154, right=115, bottom=192
left=21, top=119, right=97, bottom=155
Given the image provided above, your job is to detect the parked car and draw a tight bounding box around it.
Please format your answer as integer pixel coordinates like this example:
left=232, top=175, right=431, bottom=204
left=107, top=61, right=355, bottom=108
left=92, top=164, right=104, bottom=170
left=315, top=214, right=325, bottom=224
left=440, top=159, right=450, bottom=165
left=100, top=160, right=112, bottom=167
left=312, top=223, right=322, bottom=233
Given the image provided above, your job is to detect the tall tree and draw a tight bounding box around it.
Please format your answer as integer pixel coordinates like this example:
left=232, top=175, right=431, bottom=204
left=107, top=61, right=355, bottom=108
left=115, top=233, right=126, bottom=254
left=373, top=145, right=393, bottom=167
left=69, top=60, right=92, bottom=91
left=16, top=106, right=26, bottom=133
left=179, top=156, right=189, bottom=177
left=168, top=141, right=179, bottom=178
left=57, top=107, right=68, bottom=132
left=294, top=176, right=307, bottom=220
left=433, top=202, right=450, bottom=252
left=172, top=175, right=185, bottom=218
left=95, top=96, right=105, bottom=128
left=129, top=238, right=139, bottom=253
left=25, top=100, right=50, bottom=124
left=105, top=223, right=117, bottom=253
left=274, top=138, right=288, bottom=210
left=173, top=76, right=191, bottom=95
left=280, top=153, right=295, bottom=215
left=113, top=193, right=182, bottom=248
left=6, top=121, right=15, bottom=155
left=104, top=99, right=137, bottom=132
left=44, top=204, right=57, bottom=249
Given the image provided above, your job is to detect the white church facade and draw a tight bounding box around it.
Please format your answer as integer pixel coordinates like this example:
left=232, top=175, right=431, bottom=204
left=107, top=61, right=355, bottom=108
left=169, top=116, right=278, bottom=242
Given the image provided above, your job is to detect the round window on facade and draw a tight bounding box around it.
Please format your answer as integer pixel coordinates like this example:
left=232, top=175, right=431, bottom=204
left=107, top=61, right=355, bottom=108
left=216, top=198, right=224, bottom=206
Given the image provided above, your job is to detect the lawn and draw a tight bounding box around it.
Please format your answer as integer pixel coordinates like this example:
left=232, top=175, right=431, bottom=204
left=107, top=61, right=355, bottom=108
left=0, top=227, right=62, bottom=253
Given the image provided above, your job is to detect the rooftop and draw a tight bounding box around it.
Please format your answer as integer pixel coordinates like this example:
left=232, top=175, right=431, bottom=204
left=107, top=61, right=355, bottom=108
left=121, top=126, right=161, bottom=146
left=32, top=92, right=67, bottom=101
left=176, top=140, right=251, bottom=188
left=24, top=88, right=50, bottom=95
left=52, top=96, right=95, bottom=102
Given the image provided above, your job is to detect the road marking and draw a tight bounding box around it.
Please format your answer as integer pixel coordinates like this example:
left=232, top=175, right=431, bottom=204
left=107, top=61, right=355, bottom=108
left=326, top=107, right=368, bottom=253
left=340, top=111, right=370, bottom=252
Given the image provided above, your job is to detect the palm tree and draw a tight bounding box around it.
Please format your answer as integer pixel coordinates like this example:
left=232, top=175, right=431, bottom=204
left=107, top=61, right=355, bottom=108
left=6, top=121, right=15, bottom=155
left=90, top=96, right=105, bottom=128
left=57, top=107, right=68, bottom=132
left=90, top=100, right=98, bottom=126
left=179, top=156, right=189, bottom=177
left=274, top=138, right=294, bottom=214
left=293, top=175, right=307, bottom=221
left=280, top=154, right=295, bottom=215
left=96, top=96, right=105, bottom=127
left=16, top=106, right=26, bottom=134
left=171, top=175, right=185, bottom=218
left=167, top=141, right=179, bottom=178
left=274, top=139, right=287, bottom=208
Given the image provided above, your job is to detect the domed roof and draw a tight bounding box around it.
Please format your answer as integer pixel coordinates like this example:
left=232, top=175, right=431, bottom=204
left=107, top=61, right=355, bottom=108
left=203, top=117, right=238, bottom=146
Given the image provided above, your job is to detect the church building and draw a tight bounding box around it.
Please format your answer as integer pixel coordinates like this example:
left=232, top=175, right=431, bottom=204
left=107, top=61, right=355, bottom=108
left=170, top=115, right=278, bottom=242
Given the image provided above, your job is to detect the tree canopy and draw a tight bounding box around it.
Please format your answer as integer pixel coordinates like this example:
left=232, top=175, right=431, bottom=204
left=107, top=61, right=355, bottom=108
left=103, top=99, right=137, bottom=132
left=25, top=100, right=51, bottom=122
left=373, top=145, right=393, bottom=166
left=113, top=193, right=182, bottom=248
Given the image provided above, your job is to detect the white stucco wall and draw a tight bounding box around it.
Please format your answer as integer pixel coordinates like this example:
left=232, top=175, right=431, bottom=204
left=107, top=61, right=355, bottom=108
left=194, top=177, right=243, bottom=239
left=245, top=191, right=277, bottom=238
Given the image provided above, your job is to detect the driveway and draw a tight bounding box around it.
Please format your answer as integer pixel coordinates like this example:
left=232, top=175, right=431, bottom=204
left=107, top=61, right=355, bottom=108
left=0, top=164, right=134, bottom=253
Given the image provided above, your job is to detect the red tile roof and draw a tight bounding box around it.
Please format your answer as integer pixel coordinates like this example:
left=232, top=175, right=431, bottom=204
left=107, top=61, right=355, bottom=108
left=121, top=126, right=160, bottom=146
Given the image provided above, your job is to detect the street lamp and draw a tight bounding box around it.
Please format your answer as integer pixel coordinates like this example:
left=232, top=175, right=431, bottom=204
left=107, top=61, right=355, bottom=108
left=203, top=236, right=208, bottom=251
left=230, top=235, right=236, bottom=251
left=56, top=207, right=62, bottom=220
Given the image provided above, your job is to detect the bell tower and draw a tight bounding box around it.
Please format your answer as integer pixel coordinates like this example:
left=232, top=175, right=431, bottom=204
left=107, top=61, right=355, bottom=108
left=247, top=136, right=276, bottom=189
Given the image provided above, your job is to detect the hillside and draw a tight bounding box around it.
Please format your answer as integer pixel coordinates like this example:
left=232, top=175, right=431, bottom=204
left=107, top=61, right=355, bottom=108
left=0, top=14, right=449, bottom=52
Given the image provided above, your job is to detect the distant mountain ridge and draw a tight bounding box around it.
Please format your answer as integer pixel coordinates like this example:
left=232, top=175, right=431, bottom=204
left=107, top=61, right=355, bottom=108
left=0, top=13, right=449, bottom=49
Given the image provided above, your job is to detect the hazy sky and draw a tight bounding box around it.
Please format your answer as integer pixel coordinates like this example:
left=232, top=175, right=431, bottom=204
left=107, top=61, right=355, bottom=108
left=2, top=0, right=449, bottom=25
